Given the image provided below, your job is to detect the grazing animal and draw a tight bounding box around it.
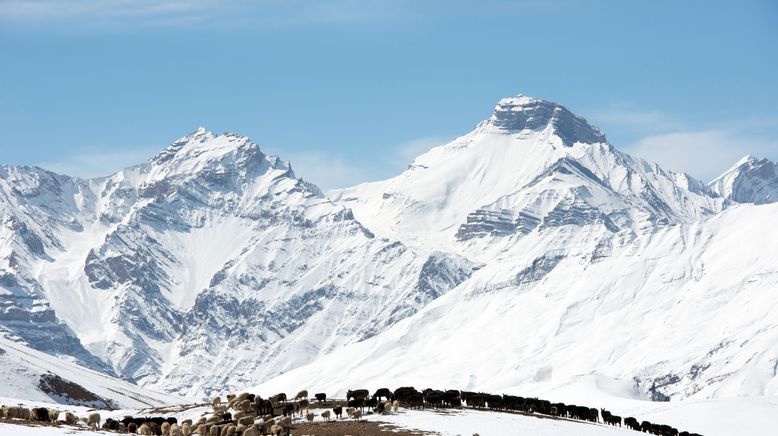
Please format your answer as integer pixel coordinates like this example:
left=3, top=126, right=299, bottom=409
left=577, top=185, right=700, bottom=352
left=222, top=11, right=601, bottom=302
left=350, top=408, right=362, bottom=421
left=128, top=422, right=138, bottom=433
left=269, top=424, right=285, bottom=436
left=87, top=412, right=101, bottom=429
left=624, top=417, right=640, bottom=430
left=212, top=397, right=222, bottom=408
left=379, top=401, right=392, bottom=414
left=320, top=410, right=331, bottom=421
left=31, top=407, right=50, bottom=422
left=139, top=423, right=151, bottom=435
left=296, top=399, right=309, bottom=415
left=47, top=408, right=60, bottom=422
left=64, top=412, right=77, bottom=425
left=392, top=400, right=399, bottom=412
left=314, top=392, right=326, bottom=404
left=347, top=389, right=369, bottom=401
left=333, top=405, right=343, bottom=419
left=306, top=412, right=314, bottom=422
left=162, top=421, right=171, bottom=435
left=258, top=419, right=273, bottom=435
left=373, top=388, right=392, bottom=401
left=243, top=427, right=257, bottom=436
left=294, top=390, right=308, bottom=400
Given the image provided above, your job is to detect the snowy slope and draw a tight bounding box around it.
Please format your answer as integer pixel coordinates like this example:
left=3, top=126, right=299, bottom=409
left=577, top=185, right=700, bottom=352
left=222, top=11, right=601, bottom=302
left=0, top=336, right=180, bottom=408
left=1, top=129, right=475, bottom=400
left=709, top=155, right=778, bottom=204
left=254, top=201, right=778, bottom=401
left=331, top=95, right=722, bottom=254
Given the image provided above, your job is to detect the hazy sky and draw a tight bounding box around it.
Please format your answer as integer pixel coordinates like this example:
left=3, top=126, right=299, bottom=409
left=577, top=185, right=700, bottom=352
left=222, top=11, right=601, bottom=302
left=1, top=0, right=777, bottom=188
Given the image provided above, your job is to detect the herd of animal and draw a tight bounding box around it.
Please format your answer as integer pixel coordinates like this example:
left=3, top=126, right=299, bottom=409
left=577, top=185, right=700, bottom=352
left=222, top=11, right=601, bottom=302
left=0, top=386, right=703, bottom=436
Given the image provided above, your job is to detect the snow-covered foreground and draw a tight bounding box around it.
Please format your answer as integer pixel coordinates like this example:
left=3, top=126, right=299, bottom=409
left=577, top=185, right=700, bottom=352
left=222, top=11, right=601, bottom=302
left=0, top=406, right=634, bottom=436
left=2, top=394, right=775, bottom=436
left=363, top=408, right=631, bottom=436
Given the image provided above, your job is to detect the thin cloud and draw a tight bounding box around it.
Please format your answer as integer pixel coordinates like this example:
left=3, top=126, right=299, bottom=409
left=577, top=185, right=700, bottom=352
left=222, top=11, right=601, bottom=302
left=591, top=106, right=684, bottom=133
left=0, top=0, right=404, bottom=30
left=394, top=136, right=447, bottom=163
left=36, top=146, right=158, bottom=179
left=284, top=151, right=377, bottom=191
left=623, top=129, right=778, bottom=183
left=280, top=136, right=449, bottom=190
left=0, top=0, right=214, bottom=19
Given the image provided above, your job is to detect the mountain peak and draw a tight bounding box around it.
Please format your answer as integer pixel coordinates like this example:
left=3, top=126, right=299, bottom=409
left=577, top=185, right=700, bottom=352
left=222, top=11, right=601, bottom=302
left=710, top=155, right=778, bottom=204
left=478, top=94, right=607, bottom=147
left=151, top=128, right=259, bottom=167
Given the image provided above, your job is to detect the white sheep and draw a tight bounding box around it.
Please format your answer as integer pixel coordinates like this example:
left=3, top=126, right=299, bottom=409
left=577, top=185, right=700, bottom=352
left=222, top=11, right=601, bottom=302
left=270, top=424, right=286, bottom=436
left=294, top=390, right=308, bottom=401
left=4, top=406, right=20, bottom=419
left=47, top=408, right=60, bottom=422
left=347, top=408, right=362, bottom=421
left=320, top=410, right=331, bottom=421
left=305, top=412, right=314, bottom=422
left=181, top=421, right=191, bottom=436
left=212, top=396, right=222, bottom=408
left=87, top=412, right=100, bottom=429
left=242, top=427, right=257, bottom=436
left=171, top=423, right=183, bottom=436
left=64, top=411, right=77, bottom=425
left=162, top=421, right=171, bottom=435
left=138, top=423, right=151, bottom=435
left=392, top=400, right=400, bottom=412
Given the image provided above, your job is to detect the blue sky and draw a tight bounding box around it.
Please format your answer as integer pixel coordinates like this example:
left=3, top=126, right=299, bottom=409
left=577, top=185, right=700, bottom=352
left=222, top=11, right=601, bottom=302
left=1, top=0, right=776, bottom=188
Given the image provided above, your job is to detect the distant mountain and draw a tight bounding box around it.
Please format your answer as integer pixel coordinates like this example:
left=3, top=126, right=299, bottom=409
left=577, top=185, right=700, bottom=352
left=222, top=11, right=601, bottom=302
left=1, top=95, right=776, bottom=406
left=709, top=155, right=778, bottom=204
left=331, top=95, right=723, bottom=251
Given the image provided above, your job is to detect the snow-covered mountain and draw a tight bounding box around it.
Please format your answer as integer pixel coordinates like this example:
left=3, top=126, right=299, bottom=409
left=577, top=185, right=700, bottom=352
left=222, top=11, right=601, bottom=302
left=709, top=155, right=778, bottom=204
left=0, top=129, right=472, bottom=399
left=262, top=95, right=777, bottom=403
left=1, top=94, right=776, bottom=410
left=331, top=95, right=723, bottom=254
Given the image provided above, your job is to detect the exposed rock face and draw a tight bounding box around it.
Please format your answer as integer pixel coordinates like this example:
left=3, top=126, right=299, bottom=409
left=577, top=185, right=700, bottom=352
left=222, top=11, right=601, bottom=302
left=710, top=155, right=778, bottom=204
left=480, top=95, right=607, bottom=146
